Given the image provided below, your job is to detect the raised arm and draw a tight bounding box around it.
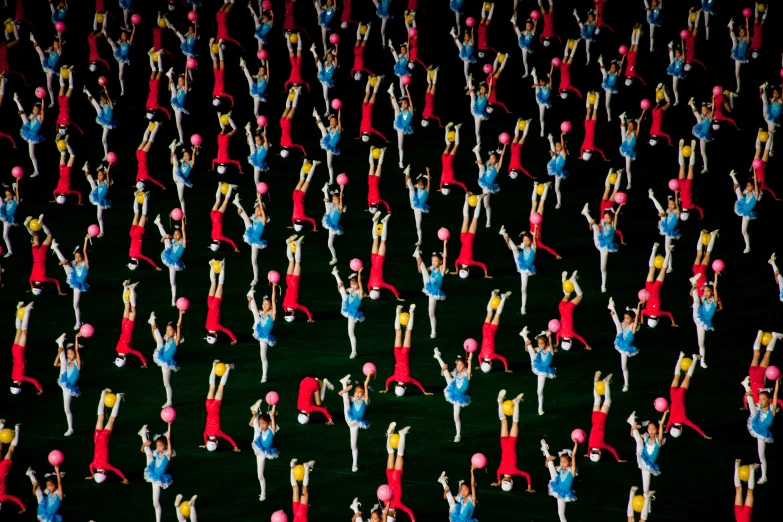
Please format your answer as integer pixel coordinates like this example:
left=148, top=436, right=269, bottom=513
left=270, top=283, right=278, bottom=320
left=497, top=143, right=507, bottom=170
left=466, top=351, right=473, bottom=379
left=570, top=441, right=578, bottom=473
left=83, top=236, right=90, bottom=268
left=357, top=267, right=364, bottom=298
left=176, top=309, right=184, bottom=344
left=470, top=465, right=478, bottom=504
left=166, top=422, right=173, bottom=457
left=425, top=167, right=431, bottom=191
left=773, top=379, right=781, bottom=416
left=657, top=411, right=668, bottom=445
left=363, top=372, right=372, bottom=405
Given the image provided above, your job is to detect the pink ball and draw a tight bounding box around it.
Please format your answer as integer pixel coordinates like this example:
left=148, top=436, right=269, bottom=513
left=560, top=121, right=572, bottom=133
left=530, top=10, right=540, bottom=21
left=437, top=227, right=450, bottom=240
left=638, top=289, right=652, bottom=302
left=530, top=212, right=543, bottom=225
left=752, top=158, right=764, bottom=170
left=186, top=57, right=197, bottom=69
left=548, top=319, right=561, bottom=333
left=329, top=33, right=340, bottom=44
left=614, top=192, right=627, bottom=204
left=262, top=0, right=272, bottom=10
left=463, top=338, right=479, bottom=353
left=257, top=49, right=268, bottom=61
left=712, top=85, right=723, bottom=96
left=87, top=224, right=100, bottom=237
left=618, top=45, right=628, bottom=56
left=187, top=11, right=198, bottom=22
left=571, top=429, right=586, bottom=444
left=471, top=453, right=487, bottom=469
left=711, top=259, right=725, bottom=273
left=668, top=179, right=680, bottom=191
left=257, top=182, right=269, bottom=194
left=106, top=152, right=117, bottom=164
left=483, top=63, right=494, bottom=74
left=679, top=29, right=690, bottom=40
left=401, top=75, right=411, bottom=86
left=48, top=450, right=64, bottom=466
left=170, top=208, right=184, bottom=221
left=257, top=115, right=268, bottom=127
left=35, top=87, right=46, bottom=99
left=498, top=132, right=510, bottom=145
left=743, top=7, right=753, bottom=18
left=190, top=134, right=202, bottom=146
left=265, top=391, right=280, bottom=405
left=408, top=27, right=418, bottom=38
left=780, top=69, right=783, bottom=79
left=176, top=297, right=190, bottom=311
left=271, top=511, right=288, bottom=522
left=336, top=173, right=349, bottom=186
left=640, top=98, right=651, bottom=110
left=55, top=21, right=66, bottom=33
left=362, top=362, right=377, bottom=376
left=131, top=14, right=142, bottom=25
left=350, top=258, right=363, bottom=271
left=267, top=270, right=280, bottom=284
left=331, top=98, right=343, bottom=110
left=654, top=397, right=669, bottom=413
left=11, top=166, right=23, bottom=178
left=766, top=365, right=781, bottom=381
left=551, top=57, right=562, bottom=67
left=80, top=324, right=95, bottom=338
left=98, top=76, right=108, bottom=87
left=465, top=17, right=476, bottom=27
left=377, top=485, right=393, bottom=502
left=160, top=407, right=177, bottom=423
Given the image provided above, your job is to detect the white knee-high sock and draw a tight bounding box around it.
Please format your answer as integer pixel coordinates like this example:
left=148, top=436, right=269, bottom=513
left=453, top=403, right=462, bottom=439
left=758, top=440, right=768, bottom=481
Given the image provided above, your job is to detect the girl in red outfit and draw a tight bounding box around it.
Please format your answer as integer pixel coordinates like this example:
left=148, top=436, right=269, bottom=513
left=206, top=259, right=237, bottom=344
left=649, top=85, right=672, bottom=146
left=86, top=388, right=128, bottom=484
left=640, top=243, right=676, bottom=328
left=55, top=67, right=80, bottom=136
left=752, top=129, right=778, bottom=200
left=741, top=331, right=782, bottom=411
left=556, top=41, right=583, bottom=100
left=587, top=371, right=625, bottom=463
left=477, top=2, right=496, bottom=59
left=283, top=235, right=314, bottom=322
left=24, top=214, right=64, bottom=295
left=557, top=271, right=591, bottom=350
left=733, top=460, right=759, bottom=522
left=404, top=11, right=426, bottom=69
left=530, top=182, right=561, bottom=259
left=381, top=305, right=430, bottom=396
left=369, top=213, right=402, bottom=301
left=367, top=147, right=390, bottom=213
left=712, top=88, right=740, bottom=129
left=486, top=54, right=511, bottom=113
left=478, top=290, right=512, bottom=373
left=454, top=193, right=490, bottom=278
left=210, top=182, right=239, bottom=252
left=284, top=32, right=309, bottom=91
left=538, top=0, right=561, bottom=45
left=351, top=24, right=373, bottom=78
left=420, top=67, right=442, bottom=128
left=750, top=3, right=767, bottom=59
left=677, top=140, right=705, bottom=219
left=290, top=458, right=316, bottom=522
left=692, top=230, right=719, bottom=300
left=115, top=280, right=147, bottom=367
left=382, top=422, right=415, bottom=521
left=210, top=38, right=234, bottom=106
left=507, top=119, right=532, bottom=179
left=291, top=160, right=319, bottom=231
left=439, top=123, right=467, bottom=194
left=87, top=23, right=110, bottom=73
left=624, top=26, right=646, bottom=86
left=201, top=360, right=240, bottom=452
left=490, top=390, right=533, bottom=492
left=580, top=92, right=607, bottom=161
left=145, top=49, right=171, bottom=120
left=52, top=136, right=81, bottom=205
left=665, top=352, right=710, bottom=440
left=128, top=192, right=161, bottom=270
left=342, top=0, right=357, bottom=29
left=281, top=86, right=307, bottom=157
left=136, top=123, right=166, bottom=191
left=0, top=422, right=25, bottom=513
left=683, top=9, right=707, bottom=71
left=359, top=75, right=388, bottom=141
left=10, top=302, right=40, bottom=394
left=215, top=1, right=241, bottom=48
left=297, top=376, right=334, bottom=424
left=212, top=112, right=243, bottom=175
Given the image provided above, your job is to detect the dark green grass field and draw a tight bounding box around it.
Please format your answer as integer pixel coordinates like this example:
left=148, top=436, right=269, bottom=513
left=1, top=1, right=782, bottom=521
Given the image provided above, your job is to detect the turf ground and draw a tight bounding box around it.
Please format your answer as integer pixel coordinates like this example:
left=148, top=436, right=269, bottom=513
left=1, top=0, right=783, bottom=521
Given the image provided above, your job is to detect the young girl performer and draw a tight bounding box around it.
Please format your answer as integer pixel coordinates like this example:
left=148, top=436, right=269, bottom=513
left=369, top=213, right=402, bottom=301
left=332, top=267, right=364, bottom=358
left=297, top=376, right=334, bottom=424
left=244, top=122, right=269, bottom=186
left=201, top=360, right=239, bottom=451
left=168, top=70, right=189, bottom=146
left=1, top=182, right=19, bottom=257
left=692, top=230, right=718, bottom=300
left=148, top=304, right=185, bottom=407
left=170, top=143, right=194, bottom=214
left=210, top=38, right=234, bottom=107
left=167, top=18, right=197, bottom=62
left=687, top=101, right=712, bottom=173
left=437, top=466, right=476, bottom=522
left=381, top=305, right=430, bottom=396
left=210, top=183, right=239, bottom=252
left=512, top=15, right=536, bottom=78
left=359, top=75, right=388, bottom=140
left=83, top=85, right=116, bottom=159
left=624, top=25, right=646, bottom=87
left=389, top=41, right=411, bottom=93
left=491, top=390, right=533, bottom=492
left=557, top=272, right=591, bottom=350
left=128, top=192, right=161, bottom=271
left=249, top=3, right=273, bottom=51
left=0, top=423, right=25, bottom=513
left=13, top=93, right=44, bottom=177
left=537, top=0, right=561, bottom=45
left=683, top=8, right=707, bottom=72
left=500, top=226, right=535, bottom=314
left=338, top=373, right=371, bottom=471
left=292, top=160, right=319, bottom=231
left=541, top=437, right=578, bottom=522
left=743, top=374, right=779, bottom=484
left=383, top=422, right=416, bottom=521
left=433, top=348, right=471, bottom=442
left=30, top=31, right=61, bottom=107
left=290, top=458, right=316, bottom=522
left=587, top=372, right=624, bottom=462
left=312, top=44, right=337, bottom=118
left=626, top=487, right=654, bottom=522
left=86, top=388, right=128, bottom=484
left=52, top=136, right=81, bottom=204
left=27, top=462, right=63, bottom=522
left=643, top=0, right=662, bottom=51
left=215, top=1, right=241, bottom=48
left=25, top=215, right=64, bottom=295
left=84, top=162, right=110, bottom=237
left=405, top=11, right=426, bottom=70
left=249, top=398, right=278, bottom=500
left=608, top=298, right=641, bottom=391
left=315, top=111, right=341, bottom=184
left=283, top=235, right=314, bottom=322
left=449, top=26, right=475, bottom=88
left=373, top=0, right=393, bottom=47
left=728, top=17, right=749, bottom=92
left=52, top=236, right=90, bottom=329
left=649, top=187, right=680, bottom=256
left=351, top=23, right=373, bottom=79
left=135, top=123, right=166, bottom=191
left=750, top=2, right=767, bottom=59
left=114, top=280, right=146, bottom=367
left=761, top=84, right=782, bottom=132
left=508, top=119, right=533, bottom=178
left=139, top=422, right=173, bottom=522
left=154, top=216, right=186, bottom=306
left=240, top=58, right=268, bottom=120
left=107, top=25, right=135, bottom=97
left=649, top=86, right=672, bottom=145
left=280, top=86, right=306, bottom=157
left=212, top=113, right=243, bottom=175
left=235, top=192, right=268, bottom=284
left=627, top=407, right=666, bottom=494
left=677, top=140, right=704, bottom=220
left=389, top=83, right=414, bottom=169
left=597, top=169, right=624, bottom=243
left=556, top=40, right=582, bottom=100
left=712, top=87, right=740, bottom=129
left=454, top=193, right=490, bottom=278
left=573, top=9, right=596, bottom=65
left=547, top=131, right=568, bottom=208
left=440, top=123, right=468, bottom=193
left=598, top=55, right=622, bottom=121
left=477, top=2, right=495, bottom=59
left=478, top=290, right=512, bottom=373
left=486, top=54, right=510, bottom=113
left=665, top=352, right=710, bottom=439
left=10, top=302, right=40, bottom=394
left=733, top=460, right=758, bottom=522
left=413, top=241, right=447, bottom=338
left=247, top=285, right=277, bottom=382
left=206, top=260, right=238, bottom=344
left=474, top=144, right=505, bottom=228
left=87, top=20, right=110, bottom=73
left=770, top=253, right=783, bottom=302
left=580, top=93, right=607, bottom=161
left=406, top=168, right=429, bottom=245
left=619, top=111, right=643, bottom=188
left=366, top=147, right=391, bottom=212
left=641, top=243, right=676, bottom=328
left=743, top=331, right=782, bottom=411
left=690, top=270, right=720, bottom=368
left=580, top=201, right=622, bottom=293
left=521, top=327, right=555, bottom=414
left=752, top=128, right=778, bottom=200
left=730, top=170, right=759, bottom=254
left=532, top=66, right=553, bottom=137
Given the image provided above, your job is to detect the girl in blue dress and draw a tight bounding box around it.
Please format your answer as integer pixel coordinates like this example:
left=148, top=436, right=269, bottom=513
left=151, top=309, right=184, bottom=408
left=744, top=378, right=779, bottom=484
left=85, top=162, right=111, bottom=237
left=84, top=87, right=117, bottom=159
left=390, top=41, right=412, bottom=92
left=406, top=167, right=430, bottom=245
left=168, top=71, right=189, bottom=146
left=235, top=192, right=268, bottom=285
left=619, top=112, right=643, bottom=189
left=731, top=170, right=759, bottom=253
left=666, top=43, right=686, bottom=106
left=512, top=16, right=537, bottom=76
left=373, top=0, right=393, bottom=47
left=689, top=102, right=713, bottom=173
left=573, top=9, right=596, bottom=65
left=240, top=58, right=268, bottom=119
left=474, top=142, right=505, bottom=228
left=581, top=202, right=623, bottom=293
left=608, top=298, right=641, bottom=392
left=541, top=438, right=579, bottom=521
left=649, top=188, right=680, bottom=255
left=701, top=0, right=716, bottom=40
left=500, top=228, right=536, bottom=314
left=170, top=143, right=195, bottom=214
left=522, top=327, right=555, bottom=415
left=451, top=26, right=476, bottom=87
left=437, top=465, right=477, bottom=522
left=467, top=76, right=490, bottom=143
left=338, top=372, right=372, bottom=471
left=31, top=32, right=61, bottom=107
left=628, top=410, right=667, bottom=493
left=434, top=348, right=472, bottom=442
left=321, top=183, right=343, bottom=265
left=155, top=215, right=187, bottom=307
left=51, top=235, right=90, bottom=330
left=50, top=1, right=68, bottom=25
left=311, top=44, right=337, bottom=117
left=54, top=332, right=82, bottom=435
left=246, top=122, right=270, bottom=185
left=314, top=0, right=336, bottom=52
left=107, top=25, right=136, bottom=97
left=532, top=66, right=553, bottom=137
left=13, top=92, right=44, bottom=177
left=413, top=241, right=447, bottom=338
left=546, top=131, right=568, bottom=208
left=140, top=423, right=174, bottom=522
left=729, top=17, right=749, bottom=92
left=119, top=0, right=135, bottom=30
left=598, top=55, right=622, bottom=121
left=450, top=0, right=465, bottom=33
left=315, top=110, right=341, bottom=183
left=28, top=466, right=63, bottom=522
left=332, top=267, right=364, bottom=358
left=1, top=182, right=20, bottom=257
left=389, top=83, right=414, bottom=169
left=249, top=398, right=278, bottom=500
left=248, top=285, right=277, bottom=383
left=644, top=0, right=663, bottom=52
left=250, top=3, right=274, bottom=51
left=690, top=273, right=720, bottom=368
left=169, top=20, right=198, bottom=59
left=761, top=83, right=783, bottom=131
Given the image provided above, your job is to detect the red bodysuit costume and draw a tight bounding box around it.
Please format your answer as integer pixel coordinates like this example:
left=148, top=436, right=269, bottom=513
left=753, top=160, right=778, bottom=200
left=594, top=0, right=614, bottom=33
left=210, top=210, right=238, bottom=250
left=440, top=154, right=468, bottom=192
left=360, top=102, right=388, bottom=140
left=369, top=253, right=400, bottom=299
left=282, top=274, right=313, bottom=320
left=341, top=0, right=356, bottom=26
left=422, top=92, right=442, bottom=127
left=292, top=189, right=317, bottom=229
left=640, top=279, right=675, bottom=325
left=684, top=34, right=706, bottom=70
left=293, top=500, right=309, bottom=522
left=713, top=93, right=739, bottom=129
left=539, top=12, right=560, bottom=43
left=496, top=436, right=532, bottom=488
left=136, top=149, right=166, bottom=190
left=507, top=142, right=531, bottom=178
left=54, top=164, right=82, bottom=204
left=486, top=74, right=510, bottom=112
left=479, top=322, right=507, bottom=370
left=129, top=224, right=159, bottom=268
left=0, top=459, right=25, bottom=512
left=477, top=24, right=494, bottom=56
left=280, top=117, right=306, bottom=154
left=115, top=316, right=147, bottom=365
left=29, top=244, right=59, bottom=289
left=386, top=467, right=416, bottom=521
left=384, top=346, right=426, bottom=394
left=285, top=54, right=309, bottom=91
left=212, top=68, right=235, bottom=105
left=11, top=343, right=41, bottom=392
left=678, top=178, right=704, bottom=219
left=454, top=232, right=488, bottom=274
left=351, top=45, right=371, bottom=76
left=624, top=50, right=646, bottom=85
left=530, top=214, right=560, bottom=258
left=204, top=398, right=238, bottom=449
left=581, top=119, right=607, bottom=160
left=55, top=95, right=82, bottom=135
left=89, top=429, right=127, bottom=481
left=88, top=33, right=110, bottom=71
left=212, top=134, right=243, bottom=173
left=665, top=387, right=706, bottom=437
left=215, top=10, right=242, bottom=48
left=751, top=20, right=764, bottom=52
left=556, top=300, right=589, bottom=348
left=558, top=63, right=583, bottom=98
left=296, top=377, right=331, bottom=420
left=206, top=295, right=237, bottom=342
left=649, top=107, right=672, bottom=145
left=146, top=78, right=171, bottom=119
left=368, top=175, right=391, bottom=212
left=588, top=411, right=621, bottom=461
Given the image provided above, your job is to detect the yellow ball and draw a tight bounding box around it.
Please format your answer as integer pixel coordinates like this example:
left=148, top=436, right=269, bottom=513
left=4, top=22, right=13, bottom=34
left=375, top=223, right=384, bottom=236
left=288, top=91, right=296, bottom=101
left=517, top=119, right=527, bottom=131
left=467, top=195, right=478, bottom=207
left=502, top=400, right=515, bottom=416
left=219, top=115, right=230, bottom=126
left=484, top=2, right=493, bottom=11
left=428, top=69, right=435, bottom=80
left=562, top=280, right=575, bottom=293
left=758, top=4, right=766, bottom=14
left=681, top=145, right=692, bottom=158
left=0, top=429, right=14, bottom=444
left=370, top=76, right=378, bottom=87
left=289, top=33, right=299, bottom=44
left=28, top=219, right=42, bottom=232
left=96, top=13, right=105, bottom=24
left=148, top=122, right=157, bottom=132
left=595, top=380, right=606, bottom=395
left=158, top=18, right=167, bottom=29
left=220, top=183, right=229, bottom=195
left=303, top=162, right=312, bottom=174
left=655, top=90, right=665, bottom=101
left=61, top=67, right=70, bottom=80
left=360, top=25, right=368, bottom=35
left=608, top=173, right=618, bottom=185
left=653, top=255, right=665, bottom=269
left=762, top=332, right=773, bottom=346
left=211, top=43, right=220, bottom=55
left=760, top=131, right=770, bottom=143
left=497, top=53, right=506, bottom=64
left=289, top=242, right=297, bottom=253
left=689, top=12, right=698, bottom=22
left=400, top=312, right=410, bottom=326
left=15, top=307, right=25, bottom=319
left=212, top=261, right=222, bottom=274
left=536, top=183, right=545, bottom=196
left=57, top=140, right=67, bottom=152
left=738, top=465, right=751, bottom=482
left=567, top=39, right=575, bottom=50
left=104, top=393, right=117, bottom=408
left=701, top=233, right=711, bottom=246
left=136, top=193, right=145, bottom=204
left=632, top=495, right=645, bottom=513
left=405, top=15, right=413, bottom=25
left=179, top=502, right=191, bottom=518
left=123, top=289, right=131, bottom=302
left=152, top=52, right=159, bottom=63
left=389, top=434, right=400, bottom=449
left=215, top=362, right=227, bottom=377
left=372, top=147, right=382, bottom=160
left=490, top=297, right=501, bottom=310
left=680, top=357, right=693, bottom=371
left=292, top=464, right=305, bottom=481
left=447, top=131, right=456, bottom=143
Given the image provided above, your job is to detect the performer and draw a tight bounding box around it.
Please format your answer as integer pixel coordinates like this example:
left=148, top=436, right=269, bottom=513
left=454, top=194, right=490, bottom=278
left=368, top=213, right=403, bottom=301
left=283, top=235, right=314, bottom=322
left=490, top=390, right=534, bottom=492
left=478, top=290, right=513, bottom=373
left=201, top=360, right=240, bottom=452
left=114, top=280, right=147, bottom=368
left=205, top=260, right=237, bottom=345
left=381, top=305, right=431, bottom=396
left=86, top=388, right=128, bottom=484
left=586, top=372, right=625, bottom=462
left=10, top=302, right=41, bottom=394
left=297, top=376, right=334, bottom=424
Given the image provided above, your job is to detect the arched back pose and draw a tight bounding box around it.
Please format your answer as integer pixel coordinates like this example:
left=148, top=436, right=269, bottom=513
left=297, top=376, right=334, bottom=424
left=1, top=181, right=19, bottom=257
left=677, top=140, right=704, bottom=220
left=454, top=193, right=490, bottom=278
left=249, top=398, right=278, bottom=501
left=556, top=40, right=583, bottom=100
left=283, top=235, right=314, bottom=322
left=683, top=8, right=707, bottom=72
left=139, top=421, right=173, bottom=522
left=665, top=351, right=710, bottom=440
left=151, top=308, right=184, bottom=408
left=245, top=122, right=269, bottom=186
left=212, top=113, right=243, bottom=175
left=359, top=75, right=388, bottom=140
left=530, top=182, right=561, bottom=259
left=315, top=110, right=341, bottom=184
left=332, top=267, right=364, bottom=358
left=366, top=147, right=390, bottom=213
left=10, top=302, right=41, bottom=394
left=750, top=2, right=768, bottom=58
left=413, top=240, right=447, bottom=338
left=381, top=305, right=430, bottom=396
left=136, top=123, right=166, bottom=191
left=106, top=25, right=135, bottom=97
left=369, top=213, right=402, bottom=301
left=598, top=55, right=622, bottom=121
left=538, top=0, right=561, bottom=45
left=338, top=373, right=371, bottom=471
left=728, top=17, right=749, bottom=92
left=500, top=226, right=535, bottom=314
left=201, top=360, right=239, bottom=452
left=437, top=465, right=477, bottom=522
left=474, top=144, right=505, bottom=228
left=641, top=243, right=676, bottom=328
left=154, top=215, right=186, bottom=306
left=84, top=84, right=116, bottom=159
left=649, top=186, right=679, bottom=257
left=608, top=298, right=641, bottom=391
left=690, top=271, right=720, bottom=368
left=557, top=272, right=590, bottom=350
left=733, top=460, right=758, bottom=522
left=574, top=9, right=596, bottom=65
left=406, top=168, right=429, bottom=245
left=210, top=38, right=235, bottom=107
left=742, top=332, right=782, bottom=410
left=0, top=422, right=25, bottom=514
left=289, top=458, right=316, bottom=522
left=692, top=230, right=718, bottom=301
left=478, top=290, right=512, bottom=373
left=86, top=388, right=128, bottom=484
left=581, top=201, right=622, bottom=293
left=512, top=15, right=536, bottom=77
left=383, top=422, right=416, bottom=521
left=115, top=280, right=147, bottom=367
left=215, top=1, right=241, bottom=47
left=235, top=192, right=268, bottom=284
left=486, top=55, right=510, bottom=114
left=13, top=93, right=44, bottom=177
left=30, top=30, right=62, bottom=107
left=27, top=460, right=63, bottom=522
left=627, top=407, right=666, bottom=495
left=52, top=235, right=90, bottom=329
left=433, top=348, right=471, bottom=442
left=206, top=260, right=237, bottom=344
left=752, top=128, right=778, bottom=200
left=597, top=169, right=624, bottom=243
left=730, top=170, right=759, bottom=253
left=389, top=83, right=414, bottom=169
left=168, top=70, right=189, bottom=146
left=440, top=124, right=467, bottom=193
left=587, top=371, right=624, bottom=462
left=240, top=57, right=268, bottom=121
left=509, top=119, right=533, bottom=178
left=404, top=10, right=426, bottom=69
left=249, top=3, right=274, bottom=51
left=421, top=66, right=443, bottom=127
left=770, top=253, right=783, bottom=302
left=521, top=327, right=555, bottom=414
left=247, top=284, right=277, bottom=383
left=52, top=136, right=81, bottom=205
left=128, top=192, right=161, bottom=271
left=25, top=215, right=64, bottom=295
left=476, top=1, right=496, bottom=58
left=491, top=390, right=533, bottom=493
left=210, top=183, right=239, bottom=252
left=742, top=375, right=779, bottom=484
left=84, top=161, right=111, bottom=238
left=532, top=66, right=553, bottom=137
left=284, top=32, right=309, bottom=92
left=170, top=142, right=195, bottom=214
left=649, top=86, right=672, bottom=145
left=292, top=160, right=319, bottom=231
left=712, top=88, right=740, bottom=129
left=541, top=437, right=579, bottom=522
left=623, top=25, right=646, bottom=87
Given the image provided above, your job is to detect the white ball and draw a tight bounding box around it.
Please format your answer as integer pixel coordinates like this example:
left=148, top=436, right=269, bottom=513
left=206, top=441, right=218, bottom=451
left=56, top=195, right=66, bottom=205
left=480, top=362, right=491, bottom=373
left=217, top=165, right=227, bottom=174
left=114, top=357, right=126, bottom=367
left=394, top=385, right=406, bottom=396
left=509, top=171, right=518, bottom=179
left=298, top=413, right=310, bottom=424
left=459, top=269, right=469, bottom=279
left=420, top=119, right=429, bottom=128
left=94, top=472, right=107, bottom=483
left=647, top=317, right=659, bottom=328
left=370, top=289, right=380, bottom=300
left=582, top=151, right=592, bottom=161
left=280, top=149, right=290, bottom=158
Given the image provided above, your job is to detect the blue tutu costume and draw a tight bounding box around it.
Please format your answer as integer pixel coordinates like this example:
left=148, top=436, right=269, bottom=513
left=394, top=56, right=412, bottom=78
left=637, top=436, right=661, bottom=475
left=581, top=23, right=597, bottom=41
left=459, top=42, right=476, bottom=63
left=255, top=21, right=273, bottom=43
left=548, top=468, right=576, bottom=502
left=732, top=39, right=749, bottom=63
left=67, top=263, right=90, bottom=292
left=547, top=153, right=568, bottom=179
left=515, top=246, right=536, bottom=275
left=318, top=63, right=336, bottom=88
left=423, top=267, right=446, bottom=300
left=322, top=203, right=343, bottom=234
left=253, top=313, right=277, bottom=345
left=181, top=34, right=198, bottom=57
left=162, top=239, right=186, bottom=271
left=376, top=0, right=392, bottom=19
left=251, top=76, right=268, bottom=101
left=42, top=48, right=61, bottom=72
left=694, top=298, right=716, bottom=331
left=175, top=162, right=193, bottom=188
left=602, top=72, right=619, bottom=93
left=0, top=198, right=18, bottom=225
left=346, top=397, right=370, bottom=429
left=667, top=58, right=686, bottom=79
left=249, top=145, right=270, bottom=171
left=536, top=85, right=552, bottom=107
left=412, top=187, right=430, bottom=212
left=89, top=180, right=111, bottom=208
left=614, top=325, right=639, bottom=357
left=692, top=117, right=712, bottom=141
left=58, top=361, right=81, bottom=396
left=532, top=349, right=556, bottom=378
left=620, top=134, right=637, bottom=159
left=449, top=497, right=476, bottom=522
left=394, top=109, right=414, bottom=134
left=318, top=5, right=336, bottom=28
left=444, top=372, right=471, bottom=407
left=597, top=224, right=618, bottom=252
left=766, top=100, right=783, bottom=127
left=171, top=86, right=189, bottom=113
left=153, top=337, right=179, bottom=372
left=321, top=127, right=341, bottom=155
left=244, top=216, right=268, bottom=248
left=658, top=210, right=680, bottom=239
left=747, top=407, right=774, bottom=443
left=37, top=491, right=62, bottom=522
left=701, top=0, right=716, bottom=15
left=144, top=450, right=173, bottom=488
left=478, top=164, right=499, bottom=193
left=341, top=290, right=365, bottom=321
left=450, top=0, right=465, bottom=14
left=252, top=427, right=279, bottom=458
left=518, top=32, right=535, bottom=52
left=114, top=41, right=131, bottom=64
left=120, top=0, right=134, bottom=10
left=96, top=103, right=118, bottom=129
left=52, top=6, right=67, bottom=23
left=471, top=94, right=490, bottom=121
left=734, top=192, right=758, bottom=219
left=21, top=117, right=45, bottom=144
left=646, top=7, right=663, bottom=27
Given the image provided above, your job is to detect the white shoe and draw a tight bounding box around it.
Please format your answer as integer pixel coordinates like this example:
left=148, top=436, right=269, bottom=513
left=622, top=385, right=629, bottom=392
left=580, top=203, right=589, bottom=216
left=540, top=439, right=549, bottom=454
left=322, top=378, right=334, bottom=390
left=498, top=225, right=506, bottom=236
left=148, top=312, right=157, bottom=326
left=55, top=333, right=66, bottom=346
left=521, top=307, right=526, bottom=315
left=64, top=428, right=73, bottom=436
left=437, top=471, right=448, bottom=485
left=329, top=258, right=338, bottom=265
left=497, top=389, right=506, bottom=403
left=430, top=332, right=436, bottom=339
left=350, top=498, right=361, bottom=512
left=627, top=412, right=637, bottom=426
left=138, top=424, right=149, bottom=437
left=453, top=435, right=460, bottom=442
left=538, top=408, right=545, bottom=416
left=386, top=422, right=397, bottom=437
left=339, top=374, right=351, bottom=388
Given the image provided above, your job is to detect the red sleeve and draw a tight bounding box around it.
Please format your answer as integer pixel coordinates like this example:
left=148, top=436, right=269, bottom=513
left=684, top=419, right=707, bottom=438
left=220, top=432, right=238, bottom=449
left=601, top=443, right=622, bottom=462
left=105, top=464, right=127, bottom=481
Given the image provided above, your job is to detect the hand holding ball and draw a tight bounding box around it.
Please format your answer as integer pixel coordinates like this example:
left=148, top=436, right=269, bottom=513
left=571, top=429, right=586, bottom=444
left=638, top=289, right=651, bottom=302
left=176, top=297, right=190, bottom=311
left=654, top=397, right=669, bottom=412
left=331, top=98, right=343, bottom=110
left=362, top=362, right=377, bottom=376
left=48, top=450, right=64, bottom=467
left=463, top=338, right=478, bottom=353
left=131, top=14, right=142, bottom=24
left=471, top=453, right=487, bottom=469
left=190, top=134, right=202, bottom=146
left=257, top=182, right=269, bottom=194
left=106, top=152, right=117, bottom=164
left=266, top=391, right=280, bottom=405
left=765, top=365, right=781, bottom=381
left=437, top=228, right=450, bottom=240
left=267, top=270, right=280, bottom=284
left=336, top=173, right=349, bottom=186
left=711, top=259, right=725, bottom=273
left=548, top=319, right=561, bottom=333
left=329, top=33, right=340, bottom=44
left=80, top=324, right=95, bottom=338
left=668, top=179, right=680, bottom=191
left=640, top=99, right=651, bottom=110
left=87, top=224, right=100, bottom=237
left=350, top=258, right=363, bottom=271
left=680, top=29, right=690, bottom=40
left=161, top=407, right=177, bottom=423
left=465, top=17, right=476, bottom=27
left=35, top=87, right=47, bottom=99
left=498, top=132, right=510, bottom=144
left=377, top=484, right=393, bottom=502
left=257, top=115, right=268, bottom=127
left=11, top=166, right=24, bottom=178
left=560, top=121, right=572, bottom=133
